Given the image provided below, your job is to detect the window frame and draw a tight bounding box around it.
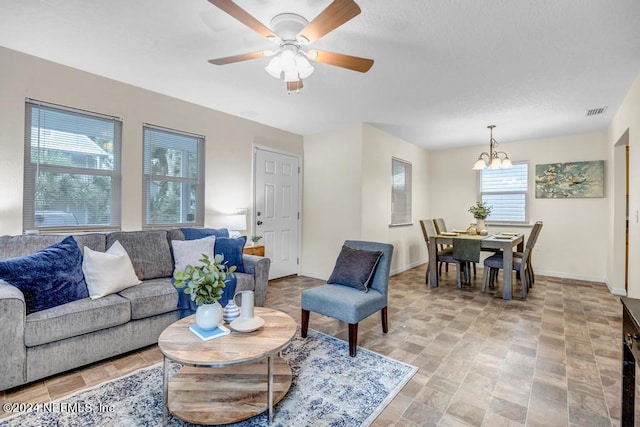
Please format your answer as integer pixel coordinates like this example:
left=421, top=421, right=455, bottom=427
left=390, top=157, right=413, bottom=227
left=477, top=161, right=530, bottom=225
left=23, top=99, right=122, bottom=232
left=142, top=123, right=205, bottom=229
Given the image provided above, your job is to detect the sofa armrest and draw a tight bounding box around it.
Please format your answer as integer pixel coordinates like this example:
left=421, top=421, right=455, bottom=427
left=242, top=255, right=271, bottom=307
left=0, top=281, right=27, bottom=391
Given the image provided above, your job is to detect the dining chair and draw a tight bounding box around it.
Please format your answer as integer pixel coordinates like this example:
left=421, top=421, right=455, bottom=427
left=481, top=221, right=543, bottom=298
left=420, top=219, right=465, bottom=287
left=435, top=217, right=477, bottom=278
left=301, top=240, right=393, bottom=357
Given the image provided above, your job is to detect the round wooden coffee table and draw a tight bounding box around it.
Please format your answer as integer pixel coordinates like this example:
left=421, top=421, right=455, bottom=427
left=158, top=307, right=297, bottom=425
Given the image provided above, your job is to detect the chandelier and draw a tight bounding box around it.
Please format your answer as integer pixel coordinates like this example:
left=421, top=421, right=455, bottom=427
left=472, top=125, right=512, bottom=170
left=265, top=45, right=315, bottom=94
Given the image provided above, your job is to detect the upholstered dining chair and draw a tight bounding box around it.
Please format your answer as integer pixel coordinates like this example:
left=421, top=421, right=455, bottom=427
left=420, top=219, right=466, bottom=287
left=301, top=240, right=393, bottom=357
left=434, top=217, right=477, bottom=278
left=481, top=221, right=543, bottom=298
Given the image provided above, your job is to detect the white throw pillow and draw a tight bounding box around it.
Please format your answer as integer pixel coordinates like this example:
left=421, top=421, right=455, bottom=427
left=82, top=241, right=141, bottom=299
left=171, top=236, right=216, bottom=274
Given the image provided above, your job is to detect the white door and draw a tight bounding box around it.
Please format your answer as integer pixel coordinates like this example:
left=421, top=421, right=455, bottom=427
left=254, top=148, right=300, bottom=279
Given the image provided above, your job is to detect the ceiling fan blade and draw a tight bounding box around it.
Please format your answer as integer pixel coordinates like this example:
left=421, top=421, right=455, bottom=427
left=208, top=0, right=278, bottom=40
left=308, top=50, right=374, bottom=73
left=297, top=0, right=361, bottom=44
left=208, top=51, right=267, bottom=65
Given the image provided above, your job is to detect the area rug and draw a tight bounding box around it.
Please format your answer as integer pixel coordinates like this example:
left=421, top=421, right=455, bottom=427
left=1, top=329, right=416, bottom=427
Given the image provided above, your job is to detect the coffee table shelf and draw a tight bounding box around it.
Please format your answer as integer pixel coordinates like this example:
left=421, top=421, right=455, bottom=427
left=158, top=307, right=297, bottom=425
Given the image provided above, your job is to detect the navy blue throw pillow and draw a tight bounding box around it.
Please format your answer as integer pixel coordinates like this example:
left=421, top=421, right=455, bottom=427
left=327, top=245, right=383, bottom=292
left=181, top=227, right=229, bottom=240
left=0, top=236, right=89, bottom=314
left=214, top=236, right=247, bottom=273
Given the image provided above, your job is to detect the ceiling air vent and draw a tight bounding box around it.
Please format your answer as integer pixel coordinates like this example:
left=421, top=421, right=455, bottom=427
left=586, top=107, right=607, bottom=116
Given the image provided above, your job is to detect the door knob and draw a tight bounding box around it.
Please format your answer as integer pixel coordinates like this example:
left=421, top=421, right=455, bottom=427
left=257, top=220, right=263, bottom=225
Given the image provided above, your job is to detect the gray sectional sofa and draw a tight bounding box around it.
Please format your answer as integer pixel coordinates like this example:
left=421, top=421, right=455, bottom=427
left=0, top=229, right=270, bottom=391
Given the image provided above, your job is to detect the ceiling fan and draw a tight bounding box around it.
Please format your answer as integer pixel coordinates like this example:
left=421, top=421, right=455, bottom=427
left=207, top=0, right=374, bottom=93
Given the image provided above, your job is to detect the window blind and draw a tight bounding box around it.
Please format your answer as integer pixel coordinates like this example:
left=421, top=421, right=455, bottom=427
left=23, top=100, right=121, bottom=231
left=143, top=124, right=204, bottom=227
left=479, top=162, right=528, bottom=223
left=391, top=158, right=412, bottom=225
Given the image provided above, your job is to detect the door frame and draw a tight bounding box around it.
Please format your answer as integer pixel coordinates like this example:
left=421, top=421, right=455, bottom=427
left=253, top=145, right=303, bottom=277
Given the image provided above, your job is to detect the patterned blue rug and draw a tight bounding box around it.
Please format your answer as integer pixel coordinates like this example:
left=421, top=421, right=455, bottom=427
left=1, top=329, right=416, bottom=427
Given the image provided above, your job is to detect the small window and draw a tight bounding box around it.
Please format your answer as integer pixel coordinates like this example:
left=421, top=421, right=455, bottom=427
left=24, top=100, right=122, bottom=231
left=143, top=125, right=204, bottom=227
left=478, top=162, right=529, bottom=223
left=391, top=157, right=412, bottom=225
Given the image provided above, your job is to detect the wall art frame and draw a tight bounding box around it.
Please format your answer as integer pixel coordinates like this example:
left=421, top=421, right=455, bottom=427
left=535, top=160, right=604, bottom=198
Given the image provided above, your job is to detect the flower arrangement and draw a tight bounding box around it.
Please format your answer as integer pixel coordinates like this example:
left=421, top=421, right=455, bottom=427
left=250, top=235, right=263, bottom=243
left=173, top=253, right=236, bottom=305
left=468, top=201, right=492, bottom=220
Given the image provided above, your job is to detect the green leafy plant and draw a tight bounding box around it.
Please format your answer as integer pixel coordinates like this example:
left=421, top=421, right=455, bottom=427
left=468, top=201, right=492, bottom=220
left=250, top=235, right=263, bottom=243
left=173, top=253, right=236, bottom=305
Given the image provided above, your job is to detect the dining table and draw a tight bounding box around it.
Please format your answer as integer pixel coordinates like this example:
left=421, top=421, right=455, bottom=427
left=428, top=231, right=525, bottom=300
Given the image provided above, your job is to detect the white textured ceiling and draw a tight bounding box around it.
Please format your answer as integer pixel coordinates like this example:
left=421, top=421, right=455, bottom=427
left=1, top=0, right=639, bottom=149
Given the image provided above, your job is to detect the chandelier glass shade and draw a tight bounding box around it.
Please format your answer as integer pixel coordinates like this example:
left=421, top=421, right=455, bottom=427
left=472, top=125, right=512, bottom=170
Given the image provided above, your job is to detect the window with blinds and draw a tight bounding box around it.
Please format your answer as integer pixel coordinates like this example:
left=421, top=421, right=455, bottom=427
left=143, top=125, right=204, bottom=227
left=478, top=162, right=529, bottom=223
left=391, top=157, right=412, bottom=225
left=23, top=100, right=122, bottom=231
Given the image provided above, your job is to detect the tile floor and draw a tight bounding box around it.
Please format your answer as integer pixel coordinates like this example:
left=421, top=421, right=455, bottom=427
left=0, top=265, right=627, bottom=426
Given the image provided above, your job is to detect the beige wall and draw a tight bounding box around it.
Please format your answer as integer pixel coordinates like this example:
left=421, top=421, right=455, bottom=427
left=609, top=70, right=640, bottom=297
left=301, top=124, right=430, bottom=279
left=2, top=45, right=638, bottom=291
left=429, top=132, right=610, bottom=283
left=0, top=46, right=303, bottom=235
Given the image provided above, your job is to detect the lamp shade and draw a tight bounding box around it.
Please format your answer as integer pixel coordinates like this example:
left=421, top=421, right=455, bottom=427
left=472, top=158, right=487, bottom=170
left=226, top=214, right=247, bottom=231
left=265, top=56, right=283, bottom=79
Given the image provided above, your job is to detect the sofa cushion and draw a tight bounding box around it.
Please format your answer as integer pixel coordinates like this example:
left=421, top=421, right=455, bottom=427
left=24, top=294, right=131, bottom=347
left=106, top=231, right=173, bottom=280
left=214, top=236, right=247, bottom=273
left=118, top=278, right=179, bottom=320
left=327, top=245, right=383, bottom=292
left=181, top=227, right=229, bottom=240
left=171, top=236, right=216, bottom=274
left=0, top=233, right=106, bottom=259
left=0, top=236, right=89, bottom=315
left=83, top=241, right=142, bottom=299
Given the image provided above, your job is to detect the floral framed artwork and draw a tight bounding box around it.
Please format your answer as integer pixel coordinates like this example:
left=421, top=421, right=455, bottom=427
left=535, top=160, right=604, bottom=198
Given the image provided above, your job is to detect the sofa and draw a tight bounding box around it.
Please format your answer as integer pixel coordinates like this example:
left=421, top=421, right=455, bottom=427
left=0, top=229, right=270, bottom=391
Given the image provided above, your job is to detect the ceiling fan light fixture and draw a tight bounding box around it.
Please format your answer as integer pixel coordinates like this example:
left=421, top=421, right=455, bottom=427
left=295, top=55, right=315, bottom=79
left=283, top=68, right=299, bottom=82
left=265, top=56, right=283, bottom=79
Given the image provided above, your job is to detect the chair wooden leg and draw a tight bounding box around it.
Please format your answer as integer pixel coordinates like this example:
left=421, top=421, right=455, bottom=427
left=482, top=266, right=489, bottom=292
left=348, top=323, right=358, bottom=357
left=381, top=307, right=388, bottom=333
left=473, top=262, right=477, bottom=277
left=301, top=309, right=310, bottom=338
left=520, top=266, right=528, bottom=299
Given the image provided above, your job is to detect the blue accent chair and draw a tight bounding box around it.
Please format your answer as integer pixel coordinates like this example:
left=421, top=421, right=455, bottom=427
left=301, top=240, right=394, bottom=357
